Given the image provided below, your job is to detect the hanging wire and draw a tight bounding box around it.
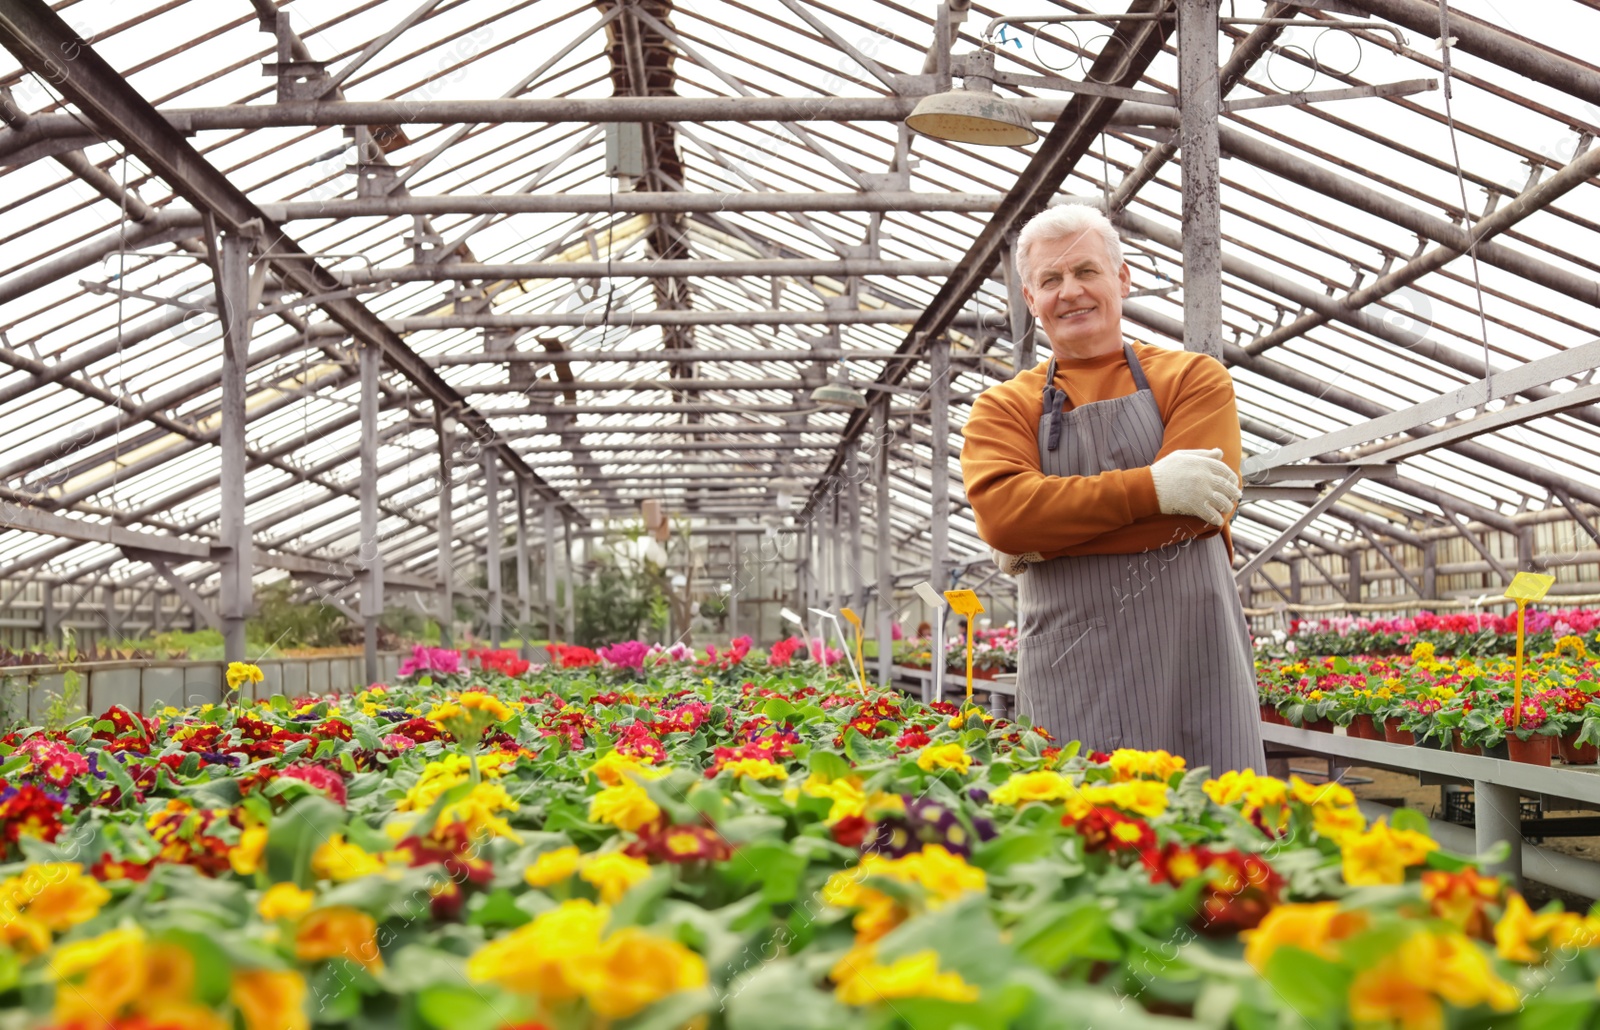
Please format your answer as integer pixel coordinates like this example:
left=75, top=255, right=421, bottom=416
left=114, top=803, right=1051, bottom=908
left=1435, top=0, right=1495, bottom=402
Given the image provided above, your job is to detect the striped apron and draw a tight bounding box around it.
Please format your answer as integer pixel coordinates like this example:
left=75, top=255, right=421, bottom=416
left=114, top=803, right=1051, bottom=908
left=1016, top=343, right=1265, bottom=775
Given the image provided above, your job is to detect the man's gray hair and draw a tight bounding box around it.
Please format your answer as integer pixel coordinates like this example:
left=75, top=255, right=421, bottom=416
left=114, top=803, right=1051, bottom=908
left=1015, top=203, right=1124, bottom=287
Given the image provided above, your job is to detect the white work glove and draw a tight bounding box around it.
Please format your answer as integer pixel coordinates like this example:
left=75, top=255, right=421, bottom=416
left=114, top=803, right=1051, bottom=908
left=992, top=548, right=1044, bottom=576
left=1150, top=447, right=1241, bottom=526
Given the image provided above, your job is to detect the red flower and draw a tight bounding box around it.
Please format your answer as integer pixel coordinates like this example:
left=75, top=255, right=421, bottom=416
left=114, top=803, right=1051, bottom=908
left=0, top=785, right=65, bottom=846
left=1146, top=843, right=1283, bottom=934
left=625, top=819, right=735, bottom=864
left=831, top=814, right=870, bottom=848
left=547, top=644, right=601, bottom=669
left=1069, top=807, right=1156, bottom=855
left=279, top=764, right=348, bottom=806
left=895, top=726, right=932, bottom=751
left=90, top=853, right=156, bottom=882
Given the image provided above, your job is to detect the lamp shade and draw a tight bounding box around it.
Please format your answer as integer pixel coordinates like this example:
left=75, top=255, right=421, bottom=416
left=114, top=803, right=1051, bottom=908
left=906, top=89, right=1039, bottom=147
left=809, top=381, right=868, bottom=409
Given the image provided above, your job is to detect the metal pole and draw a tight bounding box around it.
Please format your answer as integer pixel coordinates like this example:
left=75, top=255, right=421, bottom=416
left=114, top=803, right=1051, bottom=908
left=358, top=343, right=382, bottom=685
left=40, top=582, right=55, bottom=647
left=1474, top=779, right=1524, bottom=885
left=874, top=402, right=894, bottom=688
left=730, top=533, right=743, bottom=640
left=435, top=411, right=453, bottom=647
left=1001, top=236, right=1036, bottom=372
left=830, top=489, right=844, bottom=611
left=341, top=259, right=960, bottom=284
left=563, top=517, right=577, bottom=642
left=483, top=450, right=501, bottom=648
left=1179, top=0, right=1222, bottom=359
left=543, top=503, right=558, bottom=644
left=217, top=231, right=252, bottom=663
left=103, top=582, right=119, bottom=644
left=928, top=334, right=950, bottom=608
left=848, top=448, right=864, bottom=615
left=515, top=479, right=531, bottom=659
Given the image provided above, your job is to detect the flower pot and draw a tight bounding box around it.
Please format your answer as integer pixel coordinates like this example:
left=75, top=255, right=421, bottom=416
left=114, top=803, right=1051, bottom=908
left=1259, top=704, right=1275, bottom=723
left=1304, top=718, right=1335, bottom=734
left=1347, top=714, right=1381, bottom=740
left=1452, top=730, right=1481, bottom=756
left=1382, top=720, right=1415, bottom=745
left=1558, top=732, right=1597, bottom=765
left=1485, top=739, right=1510, bottom=760
left=1507, top=735, right=1552, bottom=766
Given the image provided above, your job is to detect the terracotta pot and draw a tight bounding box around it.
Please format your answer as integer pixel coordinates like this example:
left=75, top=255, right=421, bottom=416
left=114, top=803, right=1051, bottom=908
left=1453, top=730, right=1481, bottom=756
left=1507, top=735, right=1552, bottom=766
left=1347, top=714, right=1381, bottom=740
left=1259, top=704, right=1275, bottom=723
left=1558, top=732, right=1597, bottom=765
left=1382, top=720, right=1415, bottom=745
left=1304, top=718, right=1335, bottom=734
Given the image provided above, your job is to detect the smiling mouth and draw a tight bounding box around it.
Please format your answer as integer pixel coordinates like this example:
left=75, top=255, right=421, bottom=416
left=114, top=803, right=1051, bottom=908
left=1057, top=306, right=1095, bottom=319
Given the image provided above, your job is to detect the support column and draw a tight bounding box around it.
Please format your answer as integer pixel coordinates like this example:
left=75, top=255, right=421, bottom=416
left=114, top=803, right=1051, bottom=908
left=40, top=582, right=56, bottom=647
left=875, top=401, right=894, bottom=687
left=848, top=446, right=864, bottom=614
left=484, top=450, right=502, bottom=647
left=1517, top=527, right=1535, bottom=573
left=928, top=334, right=951, bottom=616
left=1474, top=779, right=1524, bottom=885
left=728, top=533, right=741, bottom=639
left=435, top=411, right=454, bottom=648
left=359, top=343, right=383, bottom=685
left=1422, top=540, right=1438, bottom=600
left=217, top=232, right=254, bottom=662
left=830, top=488, right=844, bottom=611
left=543, top=503, right=558, bottom=643
left=563, top=518, right=577, bottom=641
left=1002, top=235, right=1036, bottom=372
left=103, top=582, right=120, bottom=644
left=515, top=479, right=532, bottom=658
left=1347, top=552, right=1363, bottom=608
left=1179, top=0, right=1222, bottom=359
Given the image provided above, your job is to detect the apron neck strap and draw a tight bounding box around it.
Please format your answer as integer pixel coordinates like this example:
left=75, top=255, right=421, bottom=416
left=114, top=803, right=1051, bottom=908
left=1123, top=342, right=1152, bottom=392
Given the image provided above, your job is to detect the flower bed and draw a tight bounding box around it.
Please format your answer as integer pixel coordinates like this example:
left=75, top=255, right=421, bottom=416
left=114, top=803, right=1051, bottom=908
left=0, top=643, right=1595, bottom=1027
left=1266, top=608, right=1600, bottom=658
left=1257, top=637, right=1600, bottom=761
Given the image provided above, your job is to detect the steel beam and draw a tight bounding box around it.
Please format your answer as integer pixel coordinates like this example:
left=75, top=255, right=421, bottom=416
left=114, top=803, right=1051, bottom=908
left=436, top=411, right=454, bottom=646
left=342, top=260, right=957, bottom=284
left=214, top=231, right=252, bottom=663
left=1234, top=470, right=1370, bottom=584
left=0, top=4, right=575, bottom=519
left=483, top=451, right=502, bottom=647
left=388, top=308, right=925, bottom=331
left=1178, top=0, right=1223, bottom=358
left=254, top=193, right=1003, bottom=219
left=515, top=481, right=531, bottom=658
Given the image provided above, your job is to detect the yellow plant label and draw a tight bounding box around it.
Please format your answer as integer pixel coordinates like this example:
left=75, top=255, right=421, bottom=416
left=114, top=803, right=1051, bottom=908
left=943, top=590, right=984, bottom=617
left=1504, top=572, right=1555, bottom=603
left=840, top=608, right=862, bottom=628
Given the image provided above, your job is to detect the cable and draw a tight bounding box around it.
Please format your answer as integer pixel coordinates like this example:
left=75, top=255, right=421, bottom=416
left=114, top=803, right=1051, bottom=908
left=1435, top=0, right=1495, bottom=403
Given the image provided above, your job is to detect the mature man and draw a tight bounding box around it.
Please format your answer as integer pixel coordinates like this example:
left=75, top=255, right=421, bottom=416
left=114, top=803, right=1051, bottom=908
left=960, top=204, right=1264, bottom=775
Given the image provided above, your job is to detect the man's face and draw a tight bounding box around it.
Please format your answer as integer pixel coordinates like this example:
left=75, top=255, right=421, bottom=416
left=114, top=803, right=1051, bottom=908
left=1020, top=229, right=1132, bottom=356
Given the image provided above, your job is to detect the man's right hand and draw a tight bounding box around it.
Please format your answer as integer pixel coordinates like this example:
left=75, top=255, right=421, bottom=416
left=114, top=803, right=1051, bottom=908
left=1150, top=447, right=1241, bottom=526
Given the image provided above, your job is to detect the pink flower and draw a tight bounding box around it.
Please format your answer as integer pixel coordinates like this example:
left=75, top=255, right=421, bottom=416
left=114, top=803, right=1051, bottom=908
left=398, top=645, right=463, bottom=678
left=382, top=734, right=416, bottom=751
left=599, top=640, right=651, bottom=670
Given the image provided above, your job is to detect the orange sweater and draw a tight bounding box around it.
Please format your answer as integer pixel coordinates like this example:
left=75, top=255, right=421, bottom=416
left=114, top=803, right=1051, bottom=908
left=960, top=341, right=1240, bottom=559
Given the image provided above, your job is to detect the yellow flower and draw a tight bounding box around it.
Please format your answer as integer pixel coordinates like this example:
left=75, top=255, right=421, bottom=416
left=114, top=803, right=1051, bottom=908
left=720, top=757, right=788, bottom=780
left=525, top=845, right=581, bottom=888
left=1492, top=892, right=1600, bottom=962
left=1339, top=819, right=1438, bottom=886
left=589, top=750, right=666, bottom=787
left=310, top=834, right=385, bottom=882
left=457, top=689, right=513, bottom=721
left=232, top=968, right=309, bottom=1030
left=900, top=844, right=986, bottom=902
left=1555, top=634, right=1588, bottom=658
left=226, top=662, right=265, bottom=689
left=295, top=906, right=384, bottom=971
left=579, top=851, right=653, bottom=904
left=0, top=902, right=48, bottom=956
left=229, top=824, right=268, bottom=876
left=589, top=779, right=661, bottom=832
left=1243, top=902, right=1370, bottom=969
left=467, top=898, right=608, bottom=1001
left=834, top=948, right=980, bottom=1006
left=1312, top=803, right=1367, bottom=843
left=438, top=781, right=523, bottom=844
left=801, top=775, right=867, bottom=824
left=1410, top=641, right=1435, bottom=662
left=1349, top=928, right=1517, bottom=1028
left=571, top=926, right=708, bottom=1019
left=1108, top=749, right=1186, bottom=783
left=915, top=743, right=973, bottom=774
left=1288, top=775, right=1354, bottom=810
left=258, top=882, right=315, bottom=922
left=1077, top=780, right=1170, bottom=819
left=48, top=925, right=148, bottom=1023
left=989, top=770, right=1073, bottom=806
left=4, top=863, right=109, bottom=932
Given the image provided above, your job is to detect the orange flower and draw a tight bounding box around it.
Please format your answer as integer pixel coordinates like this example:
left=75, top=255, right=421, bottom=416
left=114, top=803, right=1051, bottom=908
left=294, top=907, right=383, bottom=971
left=232, top=968, right=309, bottom=1030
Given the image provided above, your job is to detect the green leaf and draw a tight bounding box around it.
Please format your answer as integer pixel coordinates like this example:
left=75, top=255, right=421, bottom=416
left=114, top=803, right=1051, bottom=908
left=269, top=693, right=290, bottom=713
left=1388, top=807, right=1430, bottom=836
left=720, top=841, right=808, bottom=903
left=971, top=829, right=1055, bottom=872
left=414, top=984, right=510, bottom=1030
left=1261, top=945, right=1349, bottom=1028
left=265, top=794, right=346, bottom=887
left=468, top=888, right=532, bottom=930
left=1332, top=656, right=1353, bottom=675
left=1013, top=898, right=1123, bottom=968
left=724, top=960, right=854, bottom=1030
left=761, top=698, right=799, bottom=723
left=808, top=750, right=853, bottom=782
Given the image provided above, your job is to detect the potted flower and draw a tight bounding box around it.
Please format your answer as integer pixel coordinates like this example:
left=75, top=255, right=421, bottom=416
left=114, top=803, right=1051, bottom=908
left=1503, top=696, right=1559, bottom=766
